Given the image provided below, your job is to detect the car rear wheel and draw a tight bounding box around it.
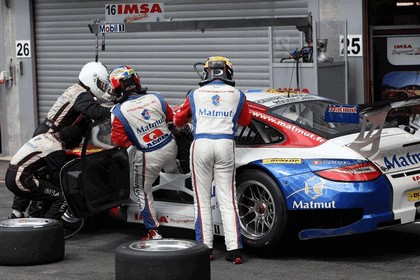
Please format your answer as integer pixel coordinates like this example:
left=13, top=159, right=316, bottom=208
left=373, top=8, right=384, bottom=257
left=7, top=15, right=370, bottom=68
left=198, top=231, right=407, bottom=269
left=115, top=239, right=210, bottom=280
left=0, top=218, right=65, bottom=265
left=236, top=170, right=288, bottom=251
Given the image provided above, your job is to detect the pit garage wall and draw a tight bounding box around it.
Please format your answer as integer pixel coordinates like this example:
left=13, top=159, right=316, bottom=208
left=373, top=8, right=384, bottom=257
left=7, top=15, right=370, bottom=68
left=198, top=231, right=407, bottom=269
left=0, top=0, right=37, bottom=156
left=33, top=0, right=308, bottom=125
left=1, top=0, right=366, bottom=156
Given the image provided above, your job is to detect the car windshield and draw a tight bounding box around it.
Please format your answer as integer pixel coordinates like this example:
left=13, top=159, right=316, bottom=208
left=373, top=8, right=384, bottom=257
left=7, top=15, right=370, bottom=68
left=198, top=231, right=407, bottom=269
left=268, top=100, right=364, bottom=139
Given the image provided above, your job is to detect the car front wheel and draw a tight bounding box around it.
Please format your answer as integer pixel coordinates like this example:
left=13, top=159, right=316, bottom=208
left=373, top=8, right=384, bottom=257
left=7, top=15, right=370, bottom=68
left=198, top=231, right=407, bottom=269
left=236, top=169, right=288, bottom=251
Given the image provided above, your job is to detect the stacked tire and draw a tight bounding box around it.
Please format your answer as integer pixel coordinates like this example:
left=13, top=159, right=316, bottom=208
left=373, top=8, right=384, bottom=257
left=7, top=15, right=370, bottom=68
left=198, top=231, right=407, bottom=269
left=0, top=218, right=64, bottom=265
left=115, top=239, right=210, bottom=280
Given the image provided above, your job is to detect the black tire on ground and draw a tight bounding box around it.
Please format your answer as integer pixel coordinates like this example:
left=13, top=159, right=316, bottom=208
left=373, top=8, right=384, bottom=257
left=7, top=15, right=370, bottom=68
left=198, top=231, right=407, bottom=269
left=0, top=218, right=65, bottom=266
left=115, top=239, right=210, bottom=280
left=236, top=169, right=288, bottom=251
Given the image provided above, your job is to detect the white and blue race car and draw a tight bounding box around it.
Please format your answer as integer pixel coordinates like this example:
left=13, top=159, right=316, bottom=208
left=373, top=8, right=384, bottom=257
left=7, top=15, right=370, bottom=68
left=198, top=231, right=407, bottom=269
left=60, top=88, right=420, bottom=251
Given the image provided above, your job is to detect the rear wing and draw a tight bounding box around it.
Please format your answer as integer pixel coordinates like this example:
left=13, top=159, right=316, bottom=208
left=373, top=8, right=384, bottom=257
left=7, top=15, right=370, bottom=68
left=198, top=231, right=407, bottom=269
left=326, top=95, right=420, bottom=158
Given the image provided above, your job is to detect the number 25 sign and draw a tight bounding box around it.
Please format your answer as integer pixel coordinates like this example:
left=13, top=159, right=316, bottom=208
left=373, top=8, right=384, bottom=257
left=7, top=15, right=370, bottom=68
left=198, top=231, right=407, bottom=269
left=339, top=35, right=363, bottom=57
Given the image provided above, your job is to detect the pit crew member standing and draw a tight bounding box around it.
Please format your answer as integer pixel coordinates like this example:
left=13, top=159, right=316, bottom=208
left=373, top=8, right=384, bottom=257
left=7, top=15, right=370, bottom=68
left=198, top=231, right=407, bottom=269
left=9, top=61, right=112, bottom=219
left=173, top=56, right=252, bottom=264
left=5, top=126, right=82, bottom=220
left=109, top=65, right=179, bottom=240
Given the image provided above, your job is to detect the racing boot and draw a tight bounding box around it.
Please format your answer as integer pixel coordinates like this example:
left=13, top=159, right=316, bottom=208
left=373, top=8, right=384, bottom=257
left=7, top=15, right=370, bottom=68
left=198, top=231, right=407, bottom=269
left=140, top=229, right=162, bottom=240
left=225, top=249, right=243, bottom=264
left=61, top=209, right=84, bottom=239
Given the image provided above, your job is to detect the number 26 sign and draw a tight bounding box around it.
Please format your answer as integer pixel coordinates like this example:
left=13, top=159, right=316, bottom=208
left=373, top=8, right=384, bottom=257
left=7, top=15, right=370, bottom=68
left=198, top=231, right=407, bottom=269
left=16, top=40, right=31, bottom=58
left=339, top=35, right=363, bottom=57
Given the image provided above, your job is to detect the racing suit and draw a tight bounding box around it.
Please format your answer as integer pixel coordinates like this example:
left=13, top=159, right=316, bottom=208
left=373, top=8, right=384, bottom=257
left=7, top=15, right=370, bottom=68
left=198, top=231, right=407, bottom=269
left=111, top=92, right=179, bottom=231
left=33, top=83, right=111, bottom=136
left=12, top=83, right=111, bottom=217
left=5, top=133, right=69, bottom=220
left=173, top=80, right=252, bottom=251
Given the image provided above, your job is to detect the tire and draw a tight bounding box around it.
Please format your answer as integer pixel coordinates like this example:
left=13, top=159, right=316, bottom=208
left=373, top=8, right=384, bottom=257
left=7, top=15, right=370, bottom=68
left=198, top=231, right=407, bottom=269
left=115, top=239, right=210, bottom=280
left=236, top=169, right=288, bottom=251
left=0, top=218, right=65, bottom=265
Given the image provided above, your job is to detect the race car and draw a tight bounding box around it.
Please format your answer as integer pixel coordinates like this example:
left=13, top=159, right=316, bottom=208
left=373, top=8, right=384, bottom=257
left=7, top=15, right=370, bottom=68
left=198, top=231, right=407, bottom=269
left=60, top=88, right=420, bottom=251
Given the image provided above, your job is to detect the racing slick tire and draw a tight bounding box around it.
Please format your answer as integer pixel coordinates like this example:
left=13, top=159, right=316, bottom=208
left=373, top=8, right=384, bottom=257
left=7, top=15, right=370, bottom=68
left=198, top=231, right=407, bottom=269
left=236, top=169, right=288, bottom=251
left=0, top=218, right=65, bottom=265
left=115, top=239, right=210, bottom=280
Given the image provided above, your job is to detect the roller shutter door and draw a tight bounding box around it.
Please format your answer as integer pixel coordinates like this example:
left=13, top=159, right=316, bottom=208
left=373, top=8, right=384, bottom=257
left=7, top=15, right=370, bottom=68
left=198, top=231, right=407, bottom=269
left=33, top=0, right=308, bottom=123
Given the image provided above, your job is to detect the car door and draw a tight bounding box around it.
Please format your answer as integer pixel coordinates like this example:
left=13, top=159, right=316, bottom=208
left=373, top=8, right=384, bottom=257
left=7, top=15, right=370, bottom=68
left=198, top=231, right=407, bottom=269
left=60, top=120, right=130, bottom=218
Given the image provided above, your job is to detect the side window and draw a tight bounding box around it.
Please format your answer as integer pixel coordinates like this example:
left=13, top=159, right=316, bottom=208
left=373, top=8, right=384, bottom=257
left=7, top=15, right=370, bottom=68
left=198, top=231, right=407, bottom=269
left=235, top=120, right=284, bottom=146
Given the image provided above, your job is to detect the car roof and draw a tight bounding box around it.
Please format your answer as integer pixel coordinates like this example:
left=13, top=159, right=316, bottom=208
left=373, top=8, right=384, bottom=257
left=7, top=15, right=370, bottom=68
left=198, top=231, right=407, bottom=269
left=244, top=88, right=331, bottom=109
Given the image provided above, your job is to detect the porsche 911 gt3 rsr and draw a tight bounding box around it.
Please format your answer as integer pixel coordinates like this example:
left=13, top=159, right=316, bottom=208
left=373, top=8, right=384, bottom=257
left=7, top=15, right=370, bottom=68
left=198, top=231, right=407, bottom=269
left=60, top=89, right=420, bottom=251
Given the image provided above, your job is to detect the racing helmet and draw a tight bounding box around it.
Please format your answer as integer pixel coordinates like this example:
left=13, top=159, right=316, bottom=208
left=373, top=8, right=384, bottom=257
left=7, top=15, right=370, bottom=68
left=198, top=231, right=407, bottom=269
left=109, top=65, right=144, bottom=103
left=199, top=56, right=235, bottom=86
left=78, top=61, right=110, bottom=99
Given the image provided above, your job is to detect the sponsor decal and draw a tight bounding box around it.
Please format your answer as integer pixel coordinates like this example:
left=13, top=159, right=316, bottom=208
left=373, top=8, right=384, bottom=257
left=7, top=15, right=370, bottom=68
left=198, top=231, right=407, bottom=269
left=105, top=3, right=164, bottom=23
left=134, top=213, right=194, bottom=224
left=198, top=108, right=233, bottom=118
left=145, top=133, right=169, bottom=148
left=384, top=152, right=420, bottom=170
left=287, top=176, right=338, bottom=209
left=412, top=175, right=420, bottom=182
left=292, top=200, right=336, bottom=209
left=141, top=109, right=151, bottom=120
left=304, top=176, right=324, bottom=200
left=262, top=158, right=302, bottom=164
left=99, top=24, right=125, bottom=33
left=407, top=189, right=420, bottom=202
left=311, top=160, right=353, bottom=165
left=137, top=118, right=165, bottom=133
left=387, top=36, right=420, bottom=66
left=252, top=111, right=325, bottom=143
left=252, top=94, right=316, bottom=106
left=212, top=94, right=220, bottom=106
left=143, top=129, right=164, bottom=143
left=325, top=104, right=360, bottom=124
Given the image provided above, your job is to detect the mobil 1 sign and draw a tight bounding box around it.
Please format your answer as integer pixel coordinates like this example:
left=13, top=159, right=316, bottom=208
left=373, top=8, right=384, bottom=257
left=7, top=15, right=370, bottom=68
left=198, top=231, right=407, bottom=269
left=99, top=24, right=125, bottom=33
left=105, top=3, right=164, bottom=23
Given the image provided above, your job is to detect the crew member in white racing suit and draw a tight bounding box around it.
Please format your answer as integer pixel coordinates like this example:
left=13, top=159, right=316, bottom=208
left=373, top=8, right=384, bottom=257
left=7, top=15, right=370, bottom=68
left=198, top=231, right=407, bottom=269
left=9, top=61, right=111, bottom=220
left=33, top=61, right=111, bottom=136
left=173, top=56, right=252, bottom=264
left=5, top=126, right=82, bottom=220
left=109, top=65, right=179, bottom=240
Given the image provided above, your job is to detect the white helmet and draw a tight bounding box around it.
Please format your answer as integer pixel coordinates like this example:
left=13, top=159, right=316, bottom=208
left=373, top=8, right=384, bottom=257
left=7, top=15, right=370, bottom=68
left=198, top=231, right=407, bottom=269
left=78, top=61, right=110, bottom=99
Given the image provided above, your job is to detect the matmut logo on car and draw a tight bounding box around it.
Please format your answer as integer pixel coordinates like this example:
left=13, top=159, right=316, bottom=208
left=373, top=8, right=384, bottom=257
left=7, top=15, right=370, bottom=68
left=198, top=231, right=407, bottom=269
left=384, top=152, right=420, bottom=170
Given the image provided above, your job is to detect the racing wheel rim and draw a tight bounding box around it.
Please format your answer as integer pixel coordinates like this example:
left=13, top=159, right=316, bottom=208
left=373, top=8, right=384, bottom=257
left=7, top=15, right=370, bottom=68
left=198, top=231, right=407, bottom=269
left=237, top=180, right=276, bottom=240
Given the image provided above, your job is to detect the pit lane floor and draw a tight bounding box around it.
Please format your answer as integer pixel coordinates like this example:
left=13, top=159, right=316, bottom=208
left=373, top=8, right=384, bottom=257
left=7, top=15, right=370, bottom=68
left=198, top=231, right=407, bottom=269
left=1, top=178, right=420, bottom=279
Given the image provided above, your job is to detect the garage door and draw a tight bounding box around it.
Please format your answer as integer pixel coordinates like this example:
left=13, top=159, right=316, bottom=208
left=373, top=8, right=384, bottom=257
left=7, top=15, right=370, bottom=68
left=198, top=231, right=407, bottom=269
left=33, top=0, right=308, bottom=123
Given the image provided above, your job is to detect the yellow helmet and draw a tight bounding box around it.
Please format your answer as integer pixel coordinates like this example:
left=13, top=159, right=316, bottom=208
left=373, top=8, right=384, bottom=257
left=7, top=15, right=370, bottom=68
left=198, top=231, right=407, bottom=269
left=200, top=56, right=235, bottom=86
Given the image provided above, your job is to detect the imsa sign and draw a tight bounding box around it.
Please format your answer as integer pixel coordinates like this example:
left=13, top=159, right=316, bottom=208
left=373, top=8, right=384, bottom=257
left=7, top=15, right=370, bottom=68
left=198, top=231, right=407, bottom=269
left=105, top=3, right=164, bottom=23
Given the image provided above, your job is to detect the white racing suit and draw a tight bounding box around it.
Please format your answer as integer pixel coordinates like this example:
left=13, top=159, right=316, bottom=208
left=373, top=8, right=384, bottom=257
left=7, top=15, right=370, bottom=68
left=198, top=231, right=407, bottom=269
left=111, top=93, right=179, bottom=230
left=5, top=133, right=68, bottom=220
left=173, top=80, right=252, bottom=251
